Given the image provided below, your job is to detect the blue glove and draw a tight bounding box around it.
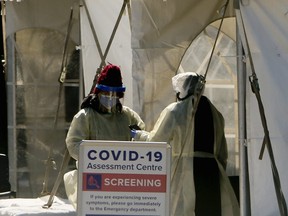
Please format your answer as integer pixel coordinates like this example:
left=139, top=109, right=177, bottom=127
left=130, top=129, right=137, bottom=138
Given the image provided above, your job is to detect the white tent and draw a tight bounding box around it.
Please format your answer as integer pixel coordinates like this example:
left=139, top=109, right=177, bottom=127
left=2, top=0, right=288, bottom=215
left=236, top=0, right=288, bottom=215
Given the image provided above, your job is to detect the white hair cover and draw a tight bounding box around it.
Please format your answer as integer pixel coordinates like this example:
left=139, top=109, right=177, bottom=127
left=172, top=72, right=200, bottom=98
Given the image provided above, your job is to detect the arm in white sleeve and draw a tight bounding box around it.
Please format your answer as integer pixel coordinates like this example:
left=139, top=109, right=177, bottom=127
left=134, top=104, right=176, bottom=143
left=66, top=109, right=90, bottom=160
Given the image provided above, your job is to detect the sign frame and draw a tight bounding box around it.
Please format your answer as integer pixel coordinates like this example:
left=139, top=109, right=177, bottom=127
left=77, top=140, right=171, bottom=216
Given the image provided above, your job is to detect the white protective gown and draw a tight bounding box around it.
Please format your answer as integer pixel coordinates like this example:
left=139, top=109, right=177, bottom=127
left=134, top=96, right=239, bottom=216
left=64, top=106, right=145, bottom=209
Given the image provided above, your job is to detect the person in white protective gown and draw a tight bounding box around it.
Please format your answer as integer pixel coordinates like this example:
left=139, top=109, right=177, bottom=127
left=64, top=63, right=145, bottom=209
left=132, top=72, right=239, bottom=216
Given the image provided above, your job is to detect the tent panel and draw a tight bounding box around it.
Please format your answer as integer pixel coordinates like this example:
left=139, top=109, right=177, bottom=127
left=80, top=0, right=133, bottom=107
left=239, top=0, right=288, bottom=215
left=5, top=0, right=80, bottom=43
left=131, top=0, right=235, bottom=129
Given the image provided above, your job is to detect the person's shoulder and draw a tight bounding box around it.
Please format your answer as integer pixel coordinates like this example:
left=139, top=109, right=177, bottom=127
left=160, top=101, right=178, bottom=114
left=166, top=101, right=178, bottom=110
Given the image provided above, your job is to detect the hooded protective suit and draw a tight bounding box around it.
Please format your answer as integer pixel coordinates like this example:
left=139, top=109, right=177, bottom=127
left=66, top=106, right=145, bottom=161
left=64, top=106, right=145, bottom=209
left=134, top=72, right=239, bottom=216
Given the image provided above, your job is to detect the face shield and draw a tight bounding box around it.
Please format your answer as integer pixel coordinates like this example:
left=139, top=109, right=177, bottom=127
left=96, top=84, right=126, bottom=113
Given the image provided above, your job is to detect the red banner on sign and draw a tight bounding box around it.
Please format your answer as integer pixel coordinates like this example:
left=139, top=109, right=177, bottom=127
left=82, top=173, right=166, bottom=192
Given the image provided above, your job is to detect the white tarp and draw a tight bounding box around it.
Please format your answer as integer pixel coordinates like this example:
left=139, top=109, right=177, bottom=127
left=130, top=0, right=235, bottom=129
left=238, top=0, right=288, bottom=215
left=5, top=0, right=79, bottom=43
left=5, top=0, right=81, bottom=198
left=80, top=0, right=133, bottom=107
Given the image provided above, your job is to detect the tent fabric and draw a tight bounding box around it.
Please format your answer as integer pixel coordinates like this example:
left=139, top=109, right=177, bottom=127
left=130, top=0, right=235, bottom=130
left=80, top=0, right=133, bottom=107
left=238, top=0, right=288, bottom=215
left=5, top=0, right=81, bottom=198
left=5, top=0, right=80, bottom=43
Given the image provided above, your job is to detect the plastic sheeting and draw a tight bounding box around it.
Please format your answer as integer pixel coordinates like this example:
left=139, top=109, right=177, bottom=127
left=5, top=0, right=80, bottom=198
left=238, top=0, right=288, bottom=215
left=130, top=0, right=235, bottom=130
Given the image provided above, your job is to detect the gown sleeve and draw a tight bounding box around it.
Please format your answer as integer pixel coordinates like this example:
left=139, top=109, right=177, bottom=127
left=134, top=103, right=176, bottom=143
left=66, top=109, right=90, bottom=160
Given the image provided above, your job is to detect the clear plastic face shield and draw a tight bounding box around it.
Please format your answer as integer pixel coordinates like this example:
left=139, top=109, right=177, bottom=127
left=96, top=84, right=126, bottom=113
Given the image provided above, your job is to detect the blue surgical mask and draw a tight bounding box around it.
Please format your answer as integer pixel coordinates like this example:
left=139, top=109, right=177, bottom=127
left=99, top=94, right=118, bottom=112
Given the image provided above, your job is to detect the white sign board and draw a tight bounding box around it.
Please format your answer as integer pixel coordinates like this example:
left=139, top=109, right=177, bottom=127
left=77, top=140, right=171, bottom=216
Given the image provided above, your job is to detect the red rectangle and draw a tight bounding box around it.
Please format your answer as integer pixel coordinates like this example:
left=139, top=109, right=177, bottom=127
left=82, top=173, right=166, bottom=192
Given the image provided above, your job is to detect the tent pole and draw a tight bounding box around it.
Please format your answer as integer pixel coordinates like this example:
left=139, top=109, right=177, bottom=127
left=236, top=17, right=251, bottom=216
left=83, top=0, right=129, bottom=94
left=41, top=7, right=74, bottom=197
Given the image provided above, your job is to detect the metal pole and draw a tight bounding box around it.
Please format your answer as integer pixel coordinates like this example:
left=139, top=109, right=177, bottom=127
left=41, top=7, right=74, bottom=196
left=236, top=16, right=251, bottom=216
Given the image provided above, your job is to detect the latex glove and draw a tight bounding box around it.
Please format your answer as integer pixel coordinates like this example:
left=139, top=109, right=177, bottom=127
left=130, top=129, right=137, bottom=138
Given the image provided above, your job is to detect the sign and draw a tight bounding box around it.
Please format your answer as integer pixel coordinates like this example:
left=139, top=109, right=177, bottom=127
left=77, top=140, right=171, bottom=216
